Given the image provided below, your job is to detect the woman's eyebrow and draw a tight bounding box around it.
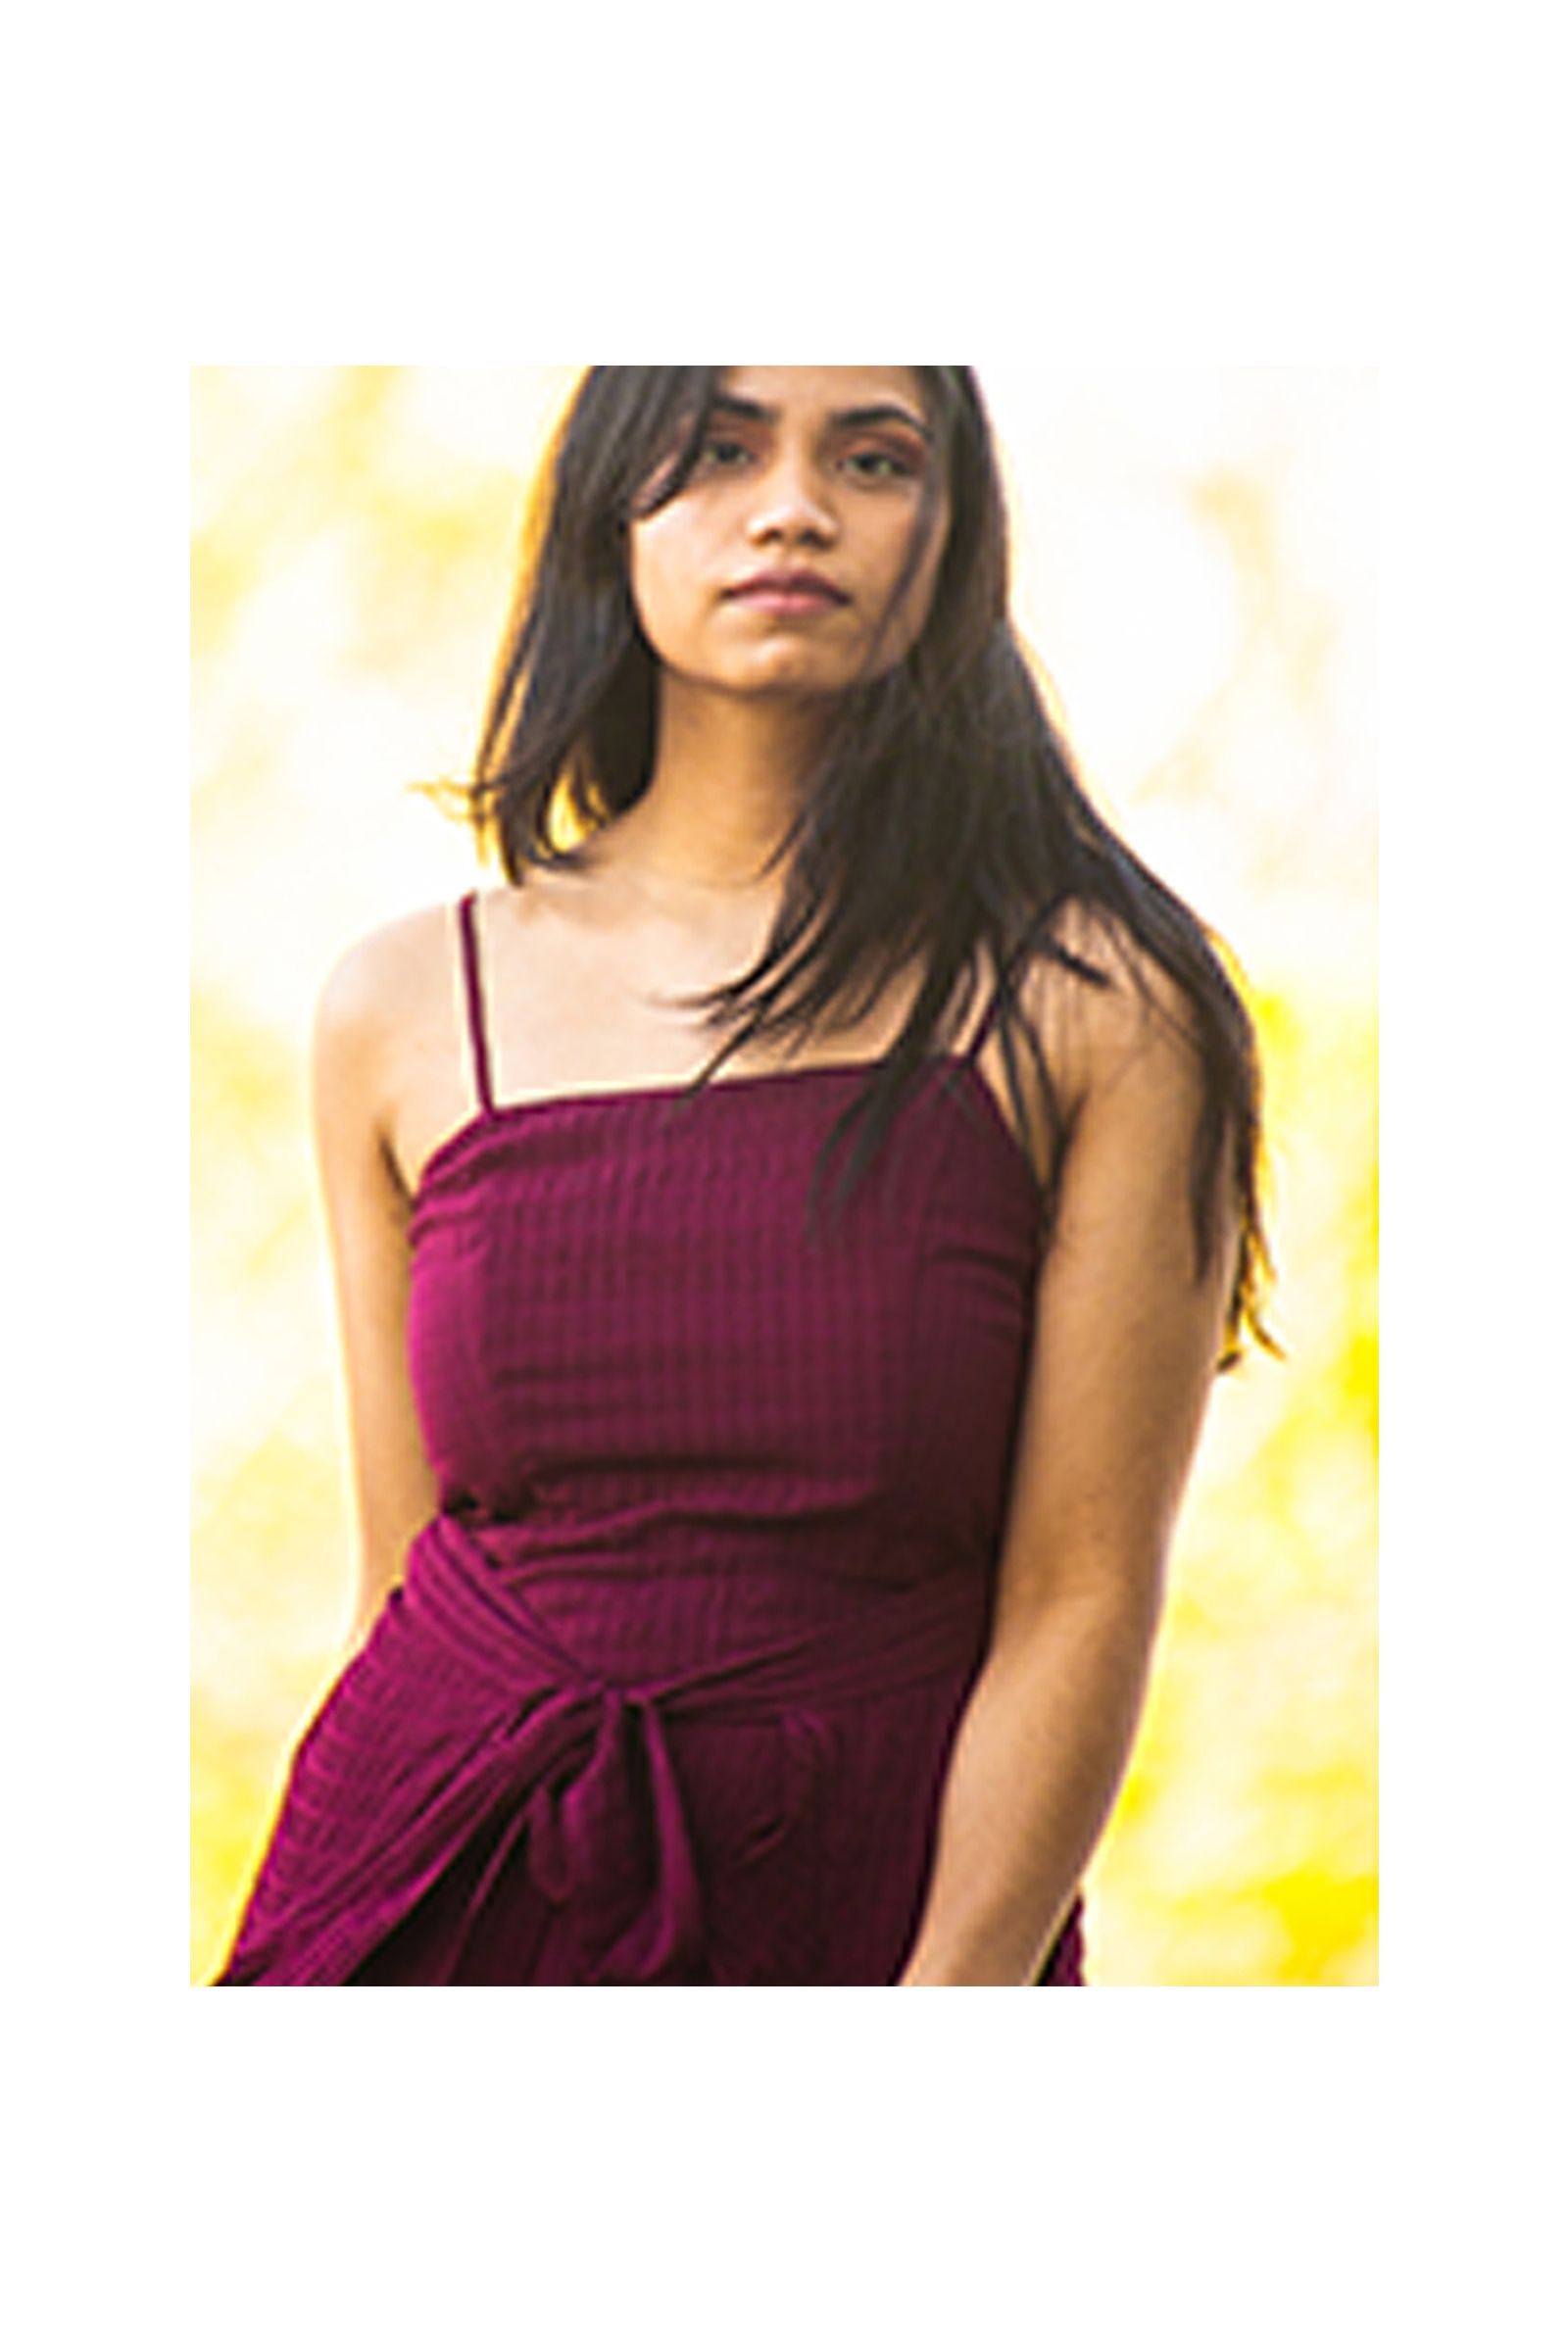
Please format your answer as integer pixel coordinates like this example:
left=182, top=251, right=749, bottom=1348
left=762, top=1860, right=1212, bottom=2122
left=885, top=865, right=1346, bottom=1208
left=710, top=392, right=932, bottom=442
left=833, top=403, right=932, bottom=442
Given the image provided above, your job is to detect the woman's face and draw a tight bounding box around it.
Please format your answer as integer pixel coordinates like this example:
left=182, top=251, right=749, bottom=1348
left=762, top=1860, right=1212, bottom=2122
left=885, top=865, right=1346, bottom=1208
left=626, top=367, right=950, bottom=703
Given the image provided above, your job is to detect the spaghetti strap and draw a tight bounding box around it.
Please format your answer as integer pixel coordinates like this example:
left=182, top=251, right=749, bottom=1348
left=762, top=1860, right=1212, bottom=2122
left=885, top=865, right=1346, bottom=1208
left=456, top=892, right=496, bottom=1116
left=962, top=965, right=1010, bottom=1063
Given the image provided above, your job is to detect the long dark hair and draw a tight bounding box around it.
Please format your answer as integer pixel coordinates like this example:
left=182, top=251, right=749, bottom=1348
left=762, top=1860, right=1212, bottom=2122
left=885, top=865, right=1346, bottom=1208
left=459, top=367, right=1274, bottom=1367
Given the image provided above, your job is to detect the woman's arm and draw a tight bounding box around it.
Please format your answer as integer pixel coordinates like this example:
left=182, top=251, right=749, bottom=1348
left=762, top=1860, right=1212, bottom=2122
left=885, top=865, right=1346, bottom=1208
left=310, top=935, right=440, bottom=1652
left=900, top=940, right=1237, bottom=1985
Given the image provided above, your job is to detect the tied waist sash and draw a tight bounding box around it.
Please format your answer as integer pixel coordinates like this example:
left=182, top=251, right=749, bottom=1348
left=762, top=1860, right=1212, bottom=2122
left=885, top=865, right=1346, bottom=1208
left=221, top=1510, right=992, bottom=1985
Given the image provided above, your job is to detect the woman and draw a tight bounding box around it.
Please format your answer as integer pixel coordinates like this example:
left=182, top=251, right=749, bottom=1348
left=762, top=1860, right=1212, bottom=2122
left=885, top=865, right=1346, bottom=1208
left=217, top=366, right=1270, bottom=1986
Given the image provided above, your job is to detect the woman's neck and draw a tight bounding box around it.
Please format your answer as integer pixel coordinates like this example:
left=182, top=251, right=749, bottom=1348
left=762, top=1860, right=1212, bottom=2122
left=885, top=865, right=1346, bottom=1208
left=599, top=680, right=830, bottom=890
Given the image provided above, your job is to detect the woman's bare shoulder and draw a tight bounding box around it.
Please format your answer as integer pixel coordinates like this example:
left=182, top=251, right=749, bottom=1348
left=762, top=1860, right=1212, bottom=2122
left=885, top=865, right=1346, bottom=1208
left=309, top=903, right=477, bottom=1164
left=314, top=900, right=464, bottom=1043
left=1015, top=900, right=1204, bottom=1106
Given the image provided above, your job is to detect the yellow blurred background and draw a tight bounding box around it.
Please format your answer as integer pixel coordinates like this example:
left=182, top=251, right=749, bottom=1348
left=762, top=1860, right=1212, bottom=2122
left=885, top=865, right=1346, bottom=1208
left=191, top=366, right=1376, bottom=1986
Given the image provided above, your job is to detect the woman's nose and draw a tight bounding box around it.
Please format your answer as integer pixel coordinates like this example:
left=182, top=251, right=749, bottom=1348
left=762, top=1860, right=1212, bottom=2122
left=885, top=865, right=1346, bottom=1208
left=745, top=452, right=838, bottom=546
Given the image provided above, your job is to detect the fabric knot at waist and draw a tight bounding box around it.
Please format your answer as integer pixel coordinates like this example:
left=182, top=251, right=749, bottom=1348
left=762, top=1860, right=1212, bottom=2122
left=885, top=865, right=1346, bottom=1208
left=224, top=1512, right=993, bottom=1985
left=391, top=1511, right=990, bottom=1984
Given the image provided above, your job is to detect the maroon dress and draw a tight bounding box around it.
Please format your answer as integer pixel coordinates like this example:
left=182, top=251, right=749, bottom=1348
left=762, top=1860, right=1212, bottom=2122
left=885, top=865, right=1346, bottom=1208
left=218, top=894, right=1085, bottom=1985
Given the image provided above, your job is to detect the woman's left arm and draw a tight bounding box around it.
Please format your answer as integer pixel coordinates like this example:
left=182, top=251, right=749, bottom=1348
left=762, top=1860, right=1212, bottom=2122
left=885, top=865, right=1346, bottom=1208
left=900, top=947, right=1239, bottom=1985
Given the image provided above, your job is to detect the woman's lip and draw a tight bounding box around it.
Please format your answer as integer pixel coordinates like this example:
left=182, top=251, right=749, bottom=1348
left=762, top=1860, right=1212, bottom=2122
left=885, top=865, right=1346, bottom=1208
left=725, top=575, right=849, bottom=610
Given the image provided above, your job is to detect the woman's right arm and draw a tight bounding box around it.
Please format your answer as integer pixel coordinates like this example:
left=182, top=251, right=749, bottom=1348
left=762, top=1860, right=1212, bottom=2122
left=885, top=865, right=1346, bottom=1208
left=311, top=937, right=440, bottom=1652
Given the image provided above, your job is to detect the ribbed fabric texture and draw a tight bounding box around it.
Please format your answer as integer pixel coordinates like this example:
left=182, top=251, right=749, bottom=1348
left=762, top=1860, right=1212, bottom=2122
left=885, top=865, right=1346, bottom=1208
left=218, top=894, right=1085, bottom=1985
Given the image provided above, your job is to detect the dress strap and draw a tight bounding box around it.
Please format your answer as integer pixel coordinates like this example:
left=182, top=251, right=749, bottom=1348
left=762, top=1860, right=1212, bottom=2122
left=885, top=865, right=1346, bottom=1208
left=962, top=963, right=1011, bottom=1063
left=456, top=892, right=497, bottom=1116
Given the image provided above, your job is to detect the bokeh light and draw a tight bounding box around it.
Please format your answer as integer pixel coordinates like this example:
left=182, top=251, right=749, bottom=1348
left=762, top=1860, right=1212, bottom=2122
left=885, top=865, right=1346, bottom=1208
left=191, top=366, right=1376, bottom=1986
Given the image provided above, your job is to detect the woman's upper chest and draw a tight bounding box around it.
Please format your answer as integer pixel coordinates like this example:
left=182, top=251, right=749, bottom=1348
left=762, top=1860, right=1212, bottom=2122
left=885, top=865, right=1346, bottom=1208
left=384, top=878, right=942, bottom=1202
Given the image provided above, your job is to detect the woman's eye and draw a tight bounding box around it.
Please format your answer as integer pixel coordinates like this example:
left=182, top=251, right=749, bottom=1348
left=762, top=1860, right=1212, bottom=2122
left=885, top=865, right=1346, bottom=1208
left=844, top=446, right=919, bottom=483
left=689, top=435, right=922, bottom=485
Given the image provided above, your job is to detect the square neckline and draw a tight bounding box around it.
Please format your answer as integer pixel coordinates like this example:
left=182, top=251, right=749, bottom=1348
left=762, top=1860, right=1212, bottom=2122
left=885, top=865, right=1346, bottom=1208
left=408, top=892, right=1037, bottom=1206
left=411, top=1052, right=1036, bottom=1208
